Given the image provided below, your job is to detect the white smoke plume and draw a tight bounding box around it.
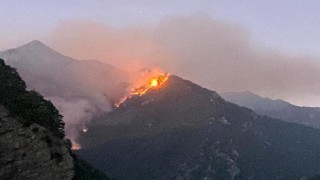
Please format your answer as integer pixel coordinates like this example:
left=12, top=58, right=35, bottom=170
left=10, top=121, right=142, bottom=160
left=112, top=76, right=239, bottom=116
left=48, top=97, right=95, bottom=146
left=47, top=93, right=113, bottom=148
left=46, top=15, right=320, bottom=106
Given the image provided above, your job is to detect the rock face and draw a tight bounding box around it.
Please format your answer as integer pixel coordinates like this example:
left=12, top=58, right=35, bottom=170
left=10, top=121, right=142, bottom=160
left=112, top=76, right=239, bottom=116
left=0, top=106, right=74, bottom=180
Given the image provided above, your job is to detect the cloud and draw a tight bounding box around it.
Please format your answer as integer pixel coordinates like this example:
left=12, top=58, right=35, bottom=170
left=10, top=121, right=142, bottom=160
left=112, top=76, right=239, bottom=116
left=46, top=15, right=320, bottom=106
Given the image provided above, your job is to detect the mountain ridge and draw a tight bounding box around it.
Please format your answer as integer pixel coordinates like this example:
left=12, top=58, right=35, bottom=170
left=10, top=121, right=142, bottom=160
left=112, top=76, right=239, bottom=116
left=0, top=41, right=129, bottom=143
left=79, top=75, right=320, bottom=180
left=222, top=91, right=320, bottom=128
left=0, top=40, right=128, bottom=98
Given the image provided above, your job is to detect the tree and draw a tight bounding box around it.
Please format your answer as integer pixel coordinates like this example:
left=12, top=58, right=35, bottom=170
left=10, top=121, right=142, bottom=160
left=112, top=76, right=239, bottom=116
left=0, top=59, right=65, bottom=138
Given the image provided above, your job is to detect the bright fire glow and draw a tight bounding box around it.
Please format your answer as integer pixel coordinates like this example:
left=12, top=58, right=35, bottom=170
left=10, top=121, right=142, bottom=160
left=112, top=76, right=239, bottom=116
left=115, top=72, right=169, bottom=107
left=72, top=143, right=81, bottom=150
left=150, top=79, right=159, bottom=87
left=132, top=74, right=169, bottom=96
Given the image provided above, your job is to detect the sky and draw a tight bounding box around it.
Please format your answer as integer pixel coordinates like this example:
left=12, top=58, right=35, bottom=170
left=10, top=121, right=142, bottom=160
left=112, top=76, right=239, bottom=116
left=1, top=0, right=320, bottom=56
left=1, top=1, right=320, bottom=107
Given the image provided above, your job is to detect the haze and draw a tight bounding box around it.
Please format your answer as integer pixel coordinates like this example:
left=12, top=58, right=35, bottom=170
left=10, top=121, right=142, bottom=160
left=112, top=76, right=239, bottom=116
left=1, top=0, right=320, bottom=106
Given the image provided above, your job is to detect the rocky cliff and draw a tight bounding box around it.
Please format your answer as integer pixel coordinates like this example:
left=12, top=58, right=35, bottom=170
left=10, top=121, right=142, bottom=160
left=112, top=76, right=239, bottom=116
left=0, top=106, right=74, bottom=180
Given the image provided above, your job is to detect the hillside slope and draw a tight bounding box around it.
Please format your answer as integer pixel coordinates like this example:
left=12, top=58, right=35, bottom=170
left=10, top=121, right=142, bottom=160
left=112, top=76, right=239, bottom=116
left=79, top=76, right=320, bottom=180
left=0, top=40, right=128, bottom=101
left=0, top=59, right=111, bottom=180
left=0, top=106, right=74, bottom=179
left=0, top=40, right=129, bottom=144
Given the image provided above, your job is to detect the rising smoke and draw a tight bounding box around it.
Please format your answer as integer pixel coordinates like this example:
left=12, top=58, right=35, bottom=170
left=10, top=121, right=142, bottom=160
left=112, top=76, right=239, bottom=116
left=47, top=96, right=96, bottom=145
left=47, top=15, right=320, bottom=106
left=2, top=14, right=320, bottom=147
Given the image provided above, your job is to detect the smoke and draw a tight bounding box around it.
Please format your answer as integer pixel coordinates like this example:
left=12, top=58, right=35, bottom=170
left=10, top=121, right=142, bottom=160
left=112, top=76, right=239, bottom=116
left=47, top=97, right=95, bottom=145
left=1, top=40, right=125, bottom=146
left=48, top=20, right=171, bottom=71
left=46, top=15, right=320, bottom=106
left=46, top=90, right=115, bottom=148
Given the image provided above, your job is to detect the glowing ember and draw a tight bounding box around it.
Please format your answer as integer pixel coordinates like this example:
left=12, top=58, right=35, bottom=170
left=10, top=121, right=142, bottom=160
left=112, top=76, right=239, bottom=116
left=115, top=73, right=169, bottom=107
left=114, top=96, right=129, bottom=107
left=71, top=143, right=81, bottom=150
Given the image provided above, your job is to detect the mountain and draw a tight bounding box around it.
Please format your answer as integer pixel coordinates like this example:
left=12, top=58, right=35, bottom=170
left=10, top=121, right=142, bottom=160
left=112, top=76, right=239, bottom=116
left=221, top=91, right=320, bottom=129
left=0, top=40, right=129, bottom=143
left=78, top=76, right=320, bottom=180
left=0, top=40, right=128, bottom=101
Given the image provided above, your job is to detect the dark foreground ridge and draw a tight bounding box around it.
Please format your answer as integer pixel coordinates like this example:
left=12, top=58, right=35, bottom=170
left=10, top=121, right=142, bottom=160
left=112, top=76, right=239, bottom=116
left=0, top=59, right=111, bottom=180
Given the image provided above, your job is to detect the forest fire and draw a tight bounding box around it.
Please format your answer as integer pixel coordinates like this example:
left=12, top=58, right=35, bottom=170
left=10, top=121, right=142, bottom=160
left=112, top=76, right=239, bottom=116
left=115, top=73, right=169, bottom=107
left=132, top=73, right=169, bottom=96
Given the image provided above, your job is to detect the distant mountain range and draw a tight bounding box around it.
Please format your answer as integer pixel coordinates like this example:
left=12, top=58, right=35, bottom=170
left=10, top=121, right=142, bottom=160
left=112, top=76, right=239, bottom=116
left=221, top=91, right=320, bottom=129
left=79, top=76, right=320, bottom=180
left=0, top=40, right=128, bottom=103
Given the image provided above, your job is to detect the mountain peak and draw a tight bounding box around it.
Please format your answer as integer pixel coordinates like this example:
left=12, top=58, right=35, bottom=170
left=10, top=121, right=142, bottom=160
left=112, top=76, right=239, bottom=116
left=26, top=40, right=45, bottom=46
left=19, top=40, right=51, bottom=50
left=80, top=75, right=320, bottom=180
left=1, top=40, right=56, bottom=56
left=0, top=40, right=71, bottom=64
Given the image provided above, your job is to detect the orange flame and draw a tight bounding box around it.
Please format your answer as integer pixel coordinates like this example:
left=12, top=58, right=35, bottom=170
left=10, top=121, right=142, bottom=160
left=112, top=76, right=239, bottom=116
left=132, top=73, right=169, bottom=96
left=115, top=73, right=169, bottom=107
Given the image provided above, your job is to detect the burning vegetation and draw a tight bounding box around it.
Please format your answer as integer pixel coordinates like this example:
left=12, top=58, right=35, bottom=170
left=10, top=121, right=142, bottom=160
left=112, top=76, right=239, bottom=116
left=115, top=72, right=169, bottom=107
left=132, top=73, right=169, bottom=96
